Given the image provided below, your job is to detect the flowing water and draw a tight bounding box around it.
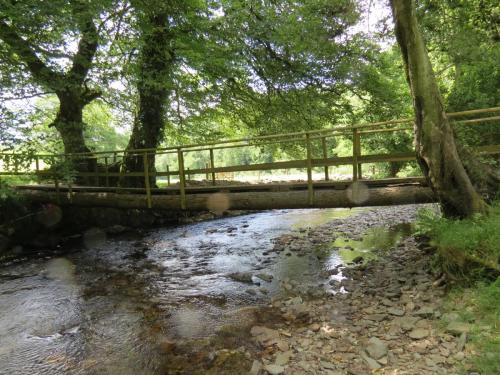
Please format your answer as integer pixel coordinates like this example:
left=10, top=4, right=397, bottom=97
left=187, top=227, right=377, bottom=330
left=0, top=208, right=412, bottom=374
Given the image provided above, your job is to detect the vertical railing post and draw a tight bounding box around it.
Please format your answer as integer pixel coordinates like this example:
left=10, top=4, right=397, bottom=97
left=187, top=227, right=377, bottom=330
left=65, top=154, right=73, bottom=202
left=94, top=156, right=99, bottom=186
left=35, top=155, right=41, bottom=184
left=166, top=165, right=171, bottom=186
left=205, top=162, right=209, bottom=181
left=52, top=156, right=61, bottom=203
left=321, top=136, right=329, bottom=181
left=356, top=130, right=362, bottom=179
left=177, top=148, right=187, bottom=210
left=13, top=155, right=19, bottom=174
left=306, top=133, right=314, bottom=206
left=352, top=128, right=359, bottom=181
left=209, top=148, right=216, bottom=186
left=143, top=152, right=152, bottom=208
left=104, top=156, right=110, bottom=187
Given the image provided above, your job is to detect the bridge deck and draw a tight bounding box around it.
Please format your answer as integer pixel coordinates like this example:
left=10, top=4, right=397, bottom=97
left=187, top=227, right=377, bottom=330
left=14, top=176, right=426, bottom=194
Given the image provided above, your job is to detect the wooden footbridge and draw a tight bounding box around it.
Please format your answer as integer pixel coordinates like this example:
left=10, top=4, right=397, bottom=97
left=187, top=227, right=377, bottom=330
left=1, top=107, right=499, bottom=211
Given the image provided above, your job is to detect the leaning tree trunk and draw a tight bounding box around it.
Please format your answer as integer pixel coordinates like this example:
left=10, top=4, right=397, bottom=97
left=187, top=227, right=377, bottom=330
left=390, top=0, right=492, bottom=217
left=121, top=10, right=175, bottom=188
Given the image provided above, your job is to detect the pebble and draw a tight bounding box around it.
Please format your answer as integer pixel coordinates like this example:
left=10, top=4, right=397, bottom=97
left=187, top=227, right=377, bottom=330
left=409, top=329, right=430, bottom=340
left=264, top=364, right=285, bottom=374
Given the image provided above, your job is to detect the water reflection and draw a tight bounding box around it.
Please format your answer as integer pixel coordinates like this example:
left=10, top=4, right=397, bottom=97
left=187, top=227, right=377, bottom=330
left=0, top=208, right=410, bottom=374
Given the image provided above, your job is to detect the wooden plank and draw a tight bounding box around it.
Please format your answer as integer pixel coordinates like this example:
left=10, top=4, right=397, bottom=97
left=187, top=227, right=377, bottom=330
left=306, top=133, right=314, bottom=205
left=210, top=148, right=216, bottom=185
left=321, top=136, right=329, bottom=181
left=352, top=129, right=358, bottom=181
left=476, top=144, right=500, bottom=154
left=13, top=176, right=427, bottom=194
left=177, top=149, right=187, bottom=210
left=143, top=152, right=152, bottom=208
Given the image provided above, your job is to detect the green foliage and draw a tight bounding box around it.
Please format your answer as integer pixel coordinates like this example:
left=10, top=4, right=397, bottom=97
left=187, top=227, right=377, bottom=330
left=443, top=279, right=500, bottom=375
left=416, top=203, right=500, bottom=278
left=17, top=97, right=128, bottom=154
left=0, top=178, right=25, bottom=225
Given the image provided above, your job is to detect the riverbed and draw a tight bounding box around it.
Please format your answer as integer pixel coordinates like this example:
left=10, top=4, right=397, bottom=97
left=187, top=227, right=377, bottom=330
left=0, top=206, right=421, bottom=374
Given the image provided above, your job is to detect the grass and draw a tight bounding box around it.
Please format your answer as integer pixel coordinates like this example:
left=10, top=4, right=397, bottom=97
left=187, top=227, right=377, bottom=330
left=443, top=279, right=500, bottom=375
left=416, top=202, right=500, bottom=374
left=416, top=202, right=500, bottom=277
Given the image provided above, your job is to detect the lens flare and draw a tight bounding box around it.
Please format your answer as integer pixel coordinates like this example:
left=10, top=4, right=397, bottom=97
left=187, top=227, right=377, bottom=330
left=347, top=181, right=369, bottom=204
left=37, top=204, right=63, bottom=228
left=206, top=193, right=230, bottom=214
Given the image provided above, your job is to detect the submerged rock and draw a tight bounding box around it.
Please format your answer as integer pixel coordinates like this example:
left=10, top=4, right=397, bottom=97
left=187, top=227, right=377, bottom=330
left=227, top=272, right=253, bottom=283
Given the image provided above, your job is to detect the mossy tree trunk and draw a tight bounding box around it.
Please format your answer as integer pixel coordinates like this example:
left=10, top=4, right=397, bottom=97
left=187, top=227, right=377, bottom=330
left=390, top=0, right=498, bottom=217
left=121, top=10, right=175, bottom=188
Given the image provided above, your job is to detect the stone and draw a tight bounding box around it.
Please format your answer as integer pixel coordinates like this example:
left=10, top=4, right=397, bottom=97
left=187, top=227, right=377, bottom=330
left=377, top=356, right=388, bottom=365
left=275, top=351, right=293, bottom=366
left=365, top=337, right=388, bottom=360
left=228, top=272, right=253, bottom=283
left=395, top=316, right=420, bottom=331
left=388, top=308, right=405, bottom=316
left=106, top=224, right=128, bottom=234
left=361, top=351, right=382, bottom=370
left=256, top=273, right=274, bottom=282
left=446, top=322, right=471, bottom=336
left=456, top=332, right=467, bottom=352
left=409, top=329, right=429, bottom=340
left=320, top=361, right=336, bottom=370
left=309, top=323, right=321, bottom=332
left=454, top=351, right=465, bottom=361
left=250, top=360, right=263, bottom=375
left=413, top=306, right=435, bottom=319
left=441, top=312, right=460, bottom=323
left=264, top=364, right=285, bottom=375
left=352, top=256, right=364, bottom=264
left=365, top=314, right=387, bottom=322
left=381, top=298, right=394, bottom=307
left=250, top=326, right=280, bottom=346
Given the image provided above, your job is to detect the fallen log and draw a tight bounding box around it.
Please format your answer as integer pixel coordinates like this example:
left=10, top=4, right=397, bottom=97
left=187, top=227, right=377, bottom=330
left=18, top=184, right=436, bottom=211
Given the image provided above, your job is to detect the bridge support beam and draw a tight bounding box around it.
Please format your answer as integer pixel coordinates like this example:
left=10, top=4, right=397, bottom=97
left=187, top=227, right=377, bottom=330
left=19, top=185, right=436, bottom=211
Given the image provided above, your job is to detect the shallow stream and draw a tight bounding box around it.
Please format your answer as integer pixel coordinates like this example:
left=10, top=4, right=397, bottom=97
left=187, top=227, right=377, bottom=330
left=0, top=207, right=413, bottom=374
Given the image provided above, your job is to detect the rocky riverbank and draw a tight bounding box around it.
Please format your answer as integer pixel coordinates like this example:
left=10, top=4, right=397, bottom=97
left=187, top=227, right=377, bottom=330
left=163, top=205, right=473, bottom=375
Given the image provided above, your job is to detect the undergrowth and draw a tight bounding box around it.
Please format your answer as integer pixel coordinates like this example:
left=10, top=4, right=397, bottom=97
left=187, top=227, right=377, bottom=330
left=416, top=203, right=500, bottom=278
left=444, top=279, right=500, bottom=375
left=416, top=202, right=500, bottom=374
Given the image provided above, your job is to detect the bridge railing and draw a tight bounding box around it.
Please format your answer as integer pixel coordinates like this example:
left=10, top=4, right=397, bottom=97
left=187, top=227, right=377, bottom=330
left=0, top=107, right=499, bottom=209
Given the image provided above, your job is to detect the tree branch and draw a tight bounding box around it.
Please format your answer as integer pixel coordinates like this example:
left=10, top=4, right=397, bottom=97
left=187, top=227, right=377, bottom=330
left=68, top=4, right=99, bottom=85
left=0, top=18, right=64, bottom=90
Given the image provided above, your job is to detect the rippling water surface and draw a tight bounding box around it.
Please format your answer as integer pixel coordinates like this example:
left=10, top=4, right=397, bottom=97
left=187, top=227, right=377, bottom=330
left=0, top=208, right=378, bottom=374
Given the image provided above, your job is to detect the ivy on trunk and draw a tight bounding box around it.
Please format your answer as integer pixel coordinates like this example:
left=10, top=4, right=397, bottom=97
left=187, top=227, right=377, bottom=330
left=390, top=0, right=498, bottom=217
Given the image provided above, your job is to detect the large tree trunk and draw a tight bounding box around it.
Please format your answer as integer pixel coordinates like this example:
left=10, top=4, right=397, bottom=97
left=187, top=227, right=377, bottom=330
left=390, top=0, right=493, bottom=217
left=121, top=10, right=175, bottom=188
